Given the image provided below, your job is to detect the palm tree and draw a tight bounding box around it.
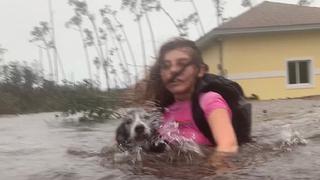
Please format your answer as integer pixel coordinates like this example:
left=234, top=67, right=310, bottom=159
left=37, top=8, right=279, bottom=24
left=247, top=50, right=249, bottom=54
left=0, top=44, right=7, bottom=63
left=65, top=14, right=93, bottom=83
left=174, top=0, right=205, bottom=35
left=177, top=12, right=202, bottom=37
left=241, top=0, right=253, bottom=8
left=48, top=0, right=59, bottom=82
left=121, top=0, right=148, bottom=76
left=297, top=0, right=314, bottom=6
left=149, top=1, right=186, bottom=36
left=30, top=22, right=55, bottom=81
left=139, top=0, right=159, bottom=55
left=190, top=0, right=205, bottom=34
left=102, top=6, right=139, bottom=82
left=37, top=45, right=45, bottom=78
left=93, top=56, right=101, bottom=87
left=0, top=44, right=7, bottom=82
left=99, top=12, right=131, bottom=85
left=68, top=0, right=112, bottom=89
left=211, top=0, right=225, bottom=26
left=121, top=0, right=183, bottom=76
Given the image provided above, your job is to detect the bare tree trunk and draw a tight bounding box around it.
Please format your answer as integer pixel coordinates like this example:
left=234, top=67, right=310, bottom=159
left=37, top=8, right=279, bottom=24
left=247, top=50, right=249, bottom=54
left=101, top=30, right=110, bottom=90
left=212, top=0, right=223, bottom=26
left=81, top=0, right=110, bottom=89
left=79, top=26, right=93, bottom=82
left=38, top=46, right=44, bottom=77
left=106, top=23, right=131, bottom=84
left=107, top=26, right=128, bottom=87
left=0, top=45, right=7, bottom=64
left=44, top=44, right=54, bottom=81
left=137, top=16, right=147, bottom=76
left=57, top=52, right=66, bottom=80
left=39, top=36, right=54, bottom=81
left=112, top=15, right=138, bottom=83
left=48, top=0, right=59, bottom=82
left=145, top=12, right=157, bottom=55
left=115, top=37, right=131, bottom=84
left=88, top=17, right=110, bottom=90
left=160, top=7, right=184, bottom=36
left=190, top=0, right=205, bottom=35
left=241, top=0, right=253, bottom=8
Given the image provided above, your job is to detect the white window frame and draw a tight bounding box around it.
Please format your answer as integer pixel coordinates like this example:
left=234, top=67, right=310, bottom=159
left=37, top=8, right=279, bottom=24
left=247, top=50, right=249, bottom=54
left=285, top=58, right=314, bottom=89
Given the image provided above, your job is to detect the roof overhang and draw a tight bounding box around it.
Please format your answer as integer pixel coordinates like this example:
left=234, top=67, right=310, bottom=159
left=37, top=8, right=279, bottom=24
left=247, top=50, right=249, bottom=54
left=196, top=23, right=320, bottom=49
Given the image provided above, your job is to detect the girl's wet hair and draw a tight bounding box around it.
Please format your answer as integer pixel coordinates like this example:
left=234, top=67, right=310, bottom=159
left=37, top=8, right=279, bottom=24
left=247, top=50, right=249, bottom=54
left=143, top=37, right=206, bottom=109
left=157, top=37, right=204, bottom=68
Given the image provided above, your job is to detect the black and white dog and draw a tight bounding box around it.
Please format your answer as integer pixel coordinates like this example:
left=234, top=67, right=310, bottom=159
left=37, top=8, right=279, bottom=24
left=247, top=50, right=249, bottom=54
left=114, top=107, right=166, bottom=153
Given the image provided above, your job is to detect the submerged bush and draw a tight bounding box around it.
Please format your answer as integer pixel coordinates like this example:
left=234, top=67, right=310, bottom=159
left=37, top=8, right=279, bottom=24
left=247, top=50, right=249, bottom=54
left=0, top=62, right=130, bottom=121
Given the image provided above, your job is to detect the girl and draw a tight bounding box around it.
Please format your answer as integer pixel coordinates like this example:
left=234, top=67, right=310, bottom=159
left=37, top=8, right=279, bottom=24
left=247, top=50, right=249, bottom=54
left=144, top=38, right=238, bottom=153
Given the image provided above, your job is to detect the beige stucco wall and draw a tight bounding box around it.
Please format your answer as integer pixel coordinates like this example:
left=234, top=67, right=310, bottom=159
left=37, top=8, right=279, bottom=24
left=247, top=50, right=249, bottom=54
left=201, top=30, right=320, bottom=100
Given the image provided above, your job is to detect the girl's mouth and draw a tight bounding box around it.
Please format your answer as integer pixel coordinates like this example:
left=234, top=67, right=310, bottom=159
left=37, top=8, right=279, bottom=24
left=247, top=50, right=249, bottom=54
left=168, top=78, right=183, bottom=86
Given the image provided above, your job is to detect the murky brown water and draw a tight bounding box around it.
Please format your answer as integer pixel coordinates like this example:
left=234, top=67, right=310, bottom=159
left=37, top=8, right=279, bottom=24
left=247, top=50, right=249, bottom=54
left=1, top=98, right=320, bottom=180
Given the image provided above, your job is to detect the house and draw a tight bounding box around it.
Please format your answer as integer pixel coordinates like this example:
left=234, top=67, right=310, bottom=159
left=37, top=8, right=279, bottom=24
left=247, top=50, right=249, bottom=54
left=197, top=1, right=320, bottom=100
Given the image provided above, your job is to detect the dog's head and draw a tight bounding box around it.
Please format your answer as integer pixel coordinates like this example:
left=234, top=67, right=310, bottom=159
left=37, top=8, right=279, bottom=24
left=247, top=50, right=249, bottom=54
left=115, top=108, right=161, bottom=149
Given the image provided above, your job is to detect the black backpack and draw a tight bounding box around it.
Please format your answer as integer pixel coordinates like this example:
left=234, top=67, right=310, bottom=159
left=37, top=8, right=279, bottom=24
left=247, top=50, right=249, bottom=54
left=191, top=73, right=252, bottom=145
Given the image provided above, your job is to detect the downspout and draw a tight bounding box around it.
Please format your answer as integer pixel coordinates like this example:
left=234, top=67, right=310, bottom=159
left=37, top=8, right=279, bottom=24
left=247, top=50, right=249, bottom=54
left=217, top=38, right=225, bottom=76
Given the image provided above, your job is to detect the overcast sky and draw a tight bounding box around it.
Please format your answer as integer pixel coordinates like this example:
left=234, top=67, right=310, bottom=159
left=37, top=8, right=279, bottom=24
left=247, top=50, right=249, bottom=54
left=0, top=0, right=319, bottom=84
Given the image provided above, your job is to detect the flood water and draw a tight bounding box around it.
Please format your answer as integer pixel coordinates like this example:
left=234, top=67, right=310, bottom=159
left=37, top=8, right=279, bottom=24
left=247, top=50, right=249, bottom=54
left=1, top=98, right=320, bottom=180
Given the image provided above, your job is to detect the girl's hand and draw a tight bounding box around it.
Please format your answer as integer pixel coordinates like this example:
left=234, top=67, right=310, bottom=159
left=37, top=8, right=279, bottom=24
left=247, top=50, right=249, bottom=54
left=208, top=151, right=237, bottom=173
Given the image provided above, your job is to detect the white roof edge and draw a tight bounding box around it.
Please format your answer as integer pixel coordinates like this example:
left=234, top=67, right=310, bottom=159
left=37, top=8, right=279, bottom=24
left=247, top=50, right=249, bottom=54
left=197, top=24, right=320, bottom=49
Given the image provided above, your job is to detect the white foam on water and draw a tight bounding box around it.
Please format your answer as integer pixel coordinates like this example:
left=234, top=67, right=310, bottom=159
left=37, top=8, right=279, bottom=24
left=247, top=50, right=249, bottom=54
left=279, top=124, right=308, bottom=151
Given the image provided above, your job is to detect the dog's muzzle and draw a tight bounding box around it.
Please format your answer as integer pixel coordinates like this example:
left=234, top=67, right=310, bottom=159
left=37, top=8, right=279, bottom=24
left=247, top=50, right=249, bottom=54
left=134, top=124, right=150, bottom=141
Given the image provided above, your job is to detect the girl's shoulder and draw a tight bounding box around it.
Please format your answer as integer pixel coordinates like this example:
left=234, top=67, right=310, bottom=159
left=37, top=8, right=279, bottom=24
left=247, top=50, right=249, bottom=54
left=199, top=91, right=231, bottom=117
left=199, top=91, right=224, bottom=100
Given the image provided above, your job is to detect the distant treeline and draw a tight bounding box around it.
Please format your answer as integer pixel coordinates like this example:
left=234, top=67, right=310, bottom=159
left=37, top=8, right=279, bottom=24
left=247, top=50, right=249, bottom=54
left=0, top=62, right=131, bottom=120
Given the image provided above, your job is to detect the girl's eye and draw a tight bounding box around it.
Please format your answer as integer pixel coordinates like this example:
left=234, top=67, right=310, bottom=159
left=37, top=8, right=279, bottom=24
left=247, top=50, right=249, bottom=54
left=177, top=62, right=188, bottom=68
left=160, top=62, right=170, bottom=70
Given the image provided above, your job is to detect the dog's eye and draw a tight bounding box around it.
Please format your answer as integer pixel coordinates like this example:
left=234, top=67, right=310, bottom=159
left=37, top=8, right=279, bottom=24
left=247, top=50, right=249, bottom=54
left=125, top=118, right=132, bottom=124
left=143, top=114, right=151, bottom=120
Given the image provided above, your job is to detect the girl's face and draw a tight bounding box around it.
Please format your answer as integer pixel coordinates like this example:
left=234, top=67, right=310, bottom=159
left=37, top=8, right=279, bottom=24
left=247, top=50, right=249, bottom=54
left=160, top=48, right=205, bottom=101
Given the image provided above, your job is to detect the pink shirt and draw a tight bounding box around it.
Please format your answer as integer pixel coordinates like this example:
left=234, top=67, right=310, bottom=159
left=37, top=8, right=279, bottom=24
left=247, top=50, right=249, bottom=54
left=159, top=91, right=231, bottom=145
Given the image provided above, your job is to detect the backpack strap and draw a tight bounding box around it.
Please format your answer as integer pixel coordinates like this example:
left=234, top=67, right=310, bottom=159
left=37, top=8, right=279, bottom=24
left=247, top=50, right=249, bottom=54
left=191, top=73, right=252, bottom=145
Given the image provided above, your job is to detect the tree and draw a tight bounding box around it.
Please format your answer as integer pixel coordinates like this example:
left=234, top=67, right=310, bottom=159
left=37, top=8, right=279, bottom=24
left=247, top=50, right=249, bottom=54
left=66, top=13, right=94, bottom=84
left=30, top=22, right=55, bottom=81
left=175, top=0, right=205, bottom=35
left=100, top=12, right=131, bottom=86
left=121, top=0, right=187, bottom=76
left=68, top=0, right=112, bottom=90
left=100, top=5, right=139, bottom=83
left=154, top=2, right=186, bottom=36
left=93, top=56, right=101, bottom=87
left=177, top=12, right=200, bottom=37
left=211, top=0, right=225, bottom=26
left=121, top=0, right=148, bottom=76
left=0, top=44, right=7, bottom=63
left=241, top=0, right=253, bottom=8
left=48, top=0, right=62, bottom=82
left=22, top=65, right=39, bottom=90
left=297, top=0, right=314, bottom=6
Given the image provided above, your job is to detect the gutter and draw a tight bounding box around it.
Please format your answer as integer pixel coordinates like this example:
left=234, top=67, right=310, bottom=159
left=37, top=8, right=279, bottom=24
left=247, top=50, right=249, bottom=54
left=196, top=23, right=320, bottom=49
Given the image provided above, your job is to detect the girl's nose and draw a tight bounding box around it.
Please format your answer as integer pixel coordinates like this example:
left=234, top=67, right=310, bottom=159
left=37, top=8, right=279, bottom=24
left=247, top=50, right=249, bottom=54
left=169, top=64, right=180, bottom=74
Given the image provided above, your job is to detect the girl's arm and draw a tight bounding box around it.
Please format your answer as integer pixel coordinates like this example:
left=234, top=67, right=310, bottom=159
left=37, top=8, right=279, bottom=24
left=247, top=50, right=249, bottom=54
left=207, top=108, right=238, bottom=153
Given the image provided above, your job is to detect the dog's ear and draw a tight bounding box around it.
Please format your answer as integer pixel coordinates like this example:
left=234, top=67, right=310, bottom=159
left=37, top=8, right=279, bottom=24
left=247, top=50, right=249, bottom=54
left=115, top=123, right=130, bottom=145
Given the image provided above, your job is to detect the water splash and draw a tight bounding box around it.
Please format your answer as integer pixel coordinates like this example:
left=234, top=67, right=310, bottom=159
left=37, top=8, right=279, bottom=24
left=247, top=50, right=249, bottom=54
left=279, top=124, right=308, bottom=152
left=159, top=121, right=204, bottom=157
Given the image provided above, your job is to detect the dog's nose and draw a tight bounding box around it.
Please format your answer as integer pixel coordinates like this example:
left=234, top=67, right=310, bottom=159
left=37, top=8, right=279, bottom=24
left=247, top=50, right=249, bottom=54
left=135, top=125, right=145, bottom=134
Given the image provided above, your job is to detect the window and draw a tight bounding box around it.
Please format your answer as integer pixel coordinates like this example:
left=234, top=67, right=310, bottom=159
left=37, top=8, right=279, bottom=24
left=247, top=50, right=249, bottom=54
left=287, top=60, right=311, bottom=85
